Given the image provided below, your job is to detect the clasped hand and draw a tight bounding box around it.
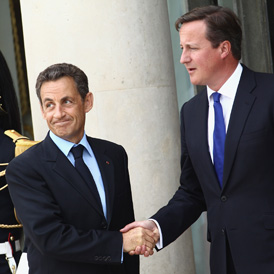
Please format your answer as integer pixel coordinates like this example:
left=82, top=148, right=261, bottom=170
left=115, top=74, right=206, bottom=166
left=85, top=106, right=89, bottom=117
left=121, top=220, right=160, bottom=257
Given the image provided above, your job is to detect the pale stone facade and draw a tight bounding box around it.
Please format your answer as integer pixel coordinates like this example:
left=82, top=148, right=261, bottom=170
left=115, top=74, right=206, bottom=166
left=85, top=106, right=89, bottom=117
left=20, top=0, right=195, bottom=273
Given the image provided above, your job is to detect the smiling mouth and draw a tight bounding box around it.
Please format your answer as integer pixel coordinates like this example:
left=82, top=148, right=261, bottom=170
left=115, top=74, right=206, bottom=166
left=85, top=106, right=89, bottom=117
left=54, top=120, right=71, bottom=127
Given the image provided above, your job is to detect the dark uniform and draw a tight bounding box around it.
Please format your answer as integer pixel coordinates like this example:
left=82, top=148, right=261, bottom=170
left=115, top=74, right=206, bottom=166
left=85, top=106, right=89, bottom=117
left=0, top=49, right=23, bottom=273
left=0, top=129, right=22, bottom=273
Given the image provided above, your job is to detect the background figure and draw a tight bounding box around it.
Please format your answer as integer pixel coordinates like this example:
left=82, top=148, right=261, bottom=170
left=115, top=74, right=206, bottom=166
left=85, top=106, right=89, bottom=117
left=0, top=50, right=22, bottom=273
left=122, top=5, right=274, bottom=274
left=6, top=63, right=156, bottom=274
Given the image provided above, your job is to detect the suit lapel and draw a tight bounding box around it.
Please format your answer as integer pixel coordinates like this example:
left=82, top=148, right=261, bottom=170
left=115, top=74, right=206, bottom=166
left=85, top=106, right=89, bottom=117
left=42, top=135, right=105, bottom=217
left=88, top=138, right=115, bottom=224
left=222, top=66, right=257, bottom=188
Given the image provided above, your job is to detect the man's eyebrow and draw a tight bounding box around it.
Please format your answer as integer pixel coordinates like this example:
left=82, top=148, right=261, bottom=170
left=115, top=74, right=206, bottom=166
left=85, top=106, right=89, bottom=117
left=42, top=96, right=73, bottom=104
left=42, top=97, right=53, bottom=104
left=60, top=96, right=73, bottom=102
left=181, top=42, right=199, bottom=47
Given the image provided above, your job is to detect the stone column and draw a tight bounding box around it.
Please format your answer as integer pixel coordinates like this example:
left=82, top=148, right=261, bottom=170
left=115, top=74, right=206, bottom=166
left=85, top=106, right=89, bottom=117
left=20, top=0, right=195, bottom=273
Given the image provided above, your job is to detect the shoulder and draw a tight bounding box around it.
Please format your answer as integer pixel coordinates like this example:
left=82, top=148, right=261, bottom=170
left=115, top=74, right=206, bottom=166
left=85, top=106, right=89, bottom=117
left=88, top=136, right=125, bottom=152
left=180, top=88, right=207, bottom=116
left=87, top=136, right=128, bottom=162
left=239, top=65, right=274, bottom=102
left=241, top=65, right=274, bottom=83
left=7, top=141, right=42, bottom=171
left=188, top=88, right=206, bottom=104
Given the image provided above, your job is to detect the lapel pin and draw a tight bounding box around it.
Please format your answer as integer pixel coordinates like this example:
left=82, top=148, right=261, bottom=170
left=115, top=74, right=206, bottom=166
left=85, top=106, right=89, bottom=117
left=106, top=161, right=110, bottom=165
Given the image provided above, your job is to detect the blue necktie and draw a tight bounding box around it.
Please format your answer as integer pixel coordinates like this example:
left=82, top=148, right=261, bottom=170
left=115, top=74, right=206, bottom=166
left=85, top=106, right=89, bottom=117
left=71, top=145, right=101, bottom=205
left=212, top=92, right=226, bottom=187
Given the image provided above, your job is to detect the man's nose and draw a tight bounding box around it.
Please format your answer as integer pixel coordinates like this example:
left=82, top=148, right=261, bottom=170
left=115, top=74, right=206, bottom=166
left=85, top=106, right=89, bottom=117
left=180, top=50, right=190, bottom=64
left=53, top=105, right=64, bottom=118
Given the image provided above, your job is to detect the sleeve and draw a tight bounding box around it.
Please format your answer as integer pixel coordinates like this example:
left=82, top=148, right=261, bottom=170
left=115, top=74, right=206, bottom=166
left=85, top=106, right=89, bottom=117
left=151, top=103, right=207, bottom=248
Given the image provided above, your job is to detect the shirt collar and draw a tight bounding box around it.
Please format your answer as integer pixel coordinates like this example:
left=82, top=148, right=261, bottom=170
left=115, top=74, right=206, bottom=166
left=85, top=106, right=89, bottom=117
left=207, top=63, right=243, bottom=101
left=49, top=131, right=92, bottom=157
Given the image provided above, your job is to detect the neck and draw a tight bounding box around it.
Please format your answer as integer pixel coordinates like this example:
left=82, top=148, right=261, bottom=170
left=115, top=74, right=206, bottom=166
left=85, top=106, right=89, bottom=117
left=209, top=61, right=239, bottom=91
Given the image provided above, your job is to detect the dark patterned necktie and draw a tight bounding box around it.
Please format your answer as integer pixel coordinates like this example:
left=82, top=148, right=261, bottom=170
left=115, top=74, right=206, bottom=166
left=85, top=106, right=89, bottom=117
left=71, top=145, right=101, bottom=204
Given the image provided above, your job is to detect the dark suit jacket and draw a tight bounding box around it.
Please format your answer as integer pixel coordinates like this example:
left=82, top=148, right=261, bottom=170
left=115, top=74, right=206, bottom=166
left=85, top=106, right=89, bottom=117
left=6, top=133, right=139, bottom=274
left=152, top=65, right=274, bottom=274
left=0, top=129, right=22, bottom=273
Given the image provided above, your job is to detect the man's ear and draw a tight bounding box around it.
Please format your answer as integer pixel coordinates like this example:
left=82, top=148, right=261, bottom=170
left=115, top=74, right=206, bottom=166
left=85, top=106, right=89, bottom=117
left=84, top=92, right=94, bottom=113
left=220, top=40, right=231, bottom=59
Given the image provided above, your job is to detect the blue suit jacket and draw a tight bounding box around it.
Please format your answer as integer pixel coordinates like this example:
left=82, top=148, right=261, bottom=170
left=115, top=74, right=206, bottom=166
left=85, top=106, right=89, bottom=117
left=152, top=66, right=274, bottom=274
left=6, top=133, right=139, bottom=274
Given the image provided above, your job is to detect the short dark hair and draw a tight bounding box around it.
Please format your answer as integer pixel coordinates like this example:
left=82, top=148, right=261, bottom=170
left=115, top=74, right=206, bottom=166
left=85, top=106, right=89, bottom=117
left=175, top=5, right=242, bottom=60
left=36, top=63, right=89, bottom=104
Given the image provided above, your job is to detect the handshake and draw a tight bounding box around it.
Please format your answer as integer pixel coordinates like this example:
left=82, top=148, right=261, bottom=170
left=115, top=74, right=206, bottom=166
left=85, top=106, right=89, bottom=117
left=120, top=220, right=160, bottom=257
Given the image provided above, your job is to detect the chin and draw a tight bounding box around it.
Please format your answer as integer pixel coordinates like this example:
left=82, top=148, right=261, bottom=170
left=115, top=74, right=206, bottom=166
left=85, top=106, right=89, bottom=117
left=54, top=130, right=68, bottom=139
left=190, top=80, right=201, bottom=86
left=190, top=78, right=204, bottom=86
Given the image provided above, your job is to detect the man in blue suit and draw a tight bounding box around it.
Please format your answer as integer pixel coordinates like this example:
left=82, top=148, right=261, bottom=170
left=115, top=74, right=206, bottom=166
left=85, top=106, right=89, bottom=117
left=122, top=5, right=274, bottom=274
left=6, top=63, right=156, bottom=274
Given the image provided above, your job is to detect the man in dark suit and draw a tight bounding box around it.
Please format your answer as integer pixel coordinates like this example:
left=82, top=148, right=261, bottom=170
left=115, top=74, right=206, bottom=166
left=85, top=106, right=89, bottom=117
left=121, top=5, right=274, bottom=274
left=6, top=63, right=156, bottom=274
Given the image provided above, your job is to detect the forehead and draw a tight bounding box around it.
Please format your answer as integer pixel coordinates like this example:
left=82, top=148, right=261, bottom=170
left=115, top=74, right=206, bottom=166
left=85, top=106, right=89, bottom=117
left=179, top=20, right=207, bottom=44
left=40, top=77, right=78, bottom=99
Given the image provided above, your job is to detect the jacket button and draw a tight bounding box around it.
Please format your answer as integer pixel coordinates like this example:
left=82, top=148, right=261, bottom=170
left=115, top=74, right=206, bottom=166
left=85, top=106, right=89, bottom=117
left=101, top=222, right=107, bottom=229
left=221, top=196, right=227, bottom=202
left=221, top=229, right=225, bottom=235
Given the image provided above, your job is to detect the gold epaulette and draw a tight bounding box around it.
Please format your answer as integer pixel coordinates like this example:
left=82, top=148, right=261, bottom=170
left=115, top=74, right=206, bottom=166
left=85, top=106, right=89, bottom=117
left=0, top=130, right=40, bottom=228
left=4, top=129, right=40, bottom=157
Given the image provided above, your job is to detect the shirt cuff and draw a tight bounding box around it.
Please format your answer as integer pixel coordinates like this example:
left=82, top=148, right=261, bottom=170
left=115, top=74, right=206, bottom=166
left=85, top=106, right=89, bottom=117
left=149, top=219, right=163, bottom=249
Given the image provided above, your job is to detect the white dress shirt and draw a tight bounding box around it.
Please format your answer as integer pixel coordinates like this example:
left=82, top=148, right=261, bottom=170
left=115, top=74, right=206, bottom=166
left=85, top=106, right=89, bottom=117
left=207, top=63, right=243, bottom=162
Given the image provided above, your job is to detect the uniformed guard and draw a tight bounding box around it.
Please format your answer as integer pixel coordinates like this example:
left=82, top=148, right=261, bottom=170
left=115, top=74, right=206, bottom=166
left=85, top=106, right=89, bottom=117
left=0, top=50, right=22, bottom=274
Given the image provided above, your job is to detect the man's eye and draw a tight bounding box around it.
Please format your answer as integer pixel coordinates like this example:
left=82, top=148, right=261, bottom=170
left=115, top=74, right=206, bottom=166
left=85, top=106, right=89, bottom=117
left=45, top=103, right=53, bottom=108
left=64, top=100, right=72, bottom=104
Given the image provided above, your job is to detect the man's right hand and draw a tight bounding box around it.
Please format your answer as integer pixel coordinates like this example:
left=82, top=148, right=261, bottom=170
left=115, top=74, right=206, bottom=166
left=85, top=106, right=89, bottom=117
left=121, top=220, right=160, bottom=257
